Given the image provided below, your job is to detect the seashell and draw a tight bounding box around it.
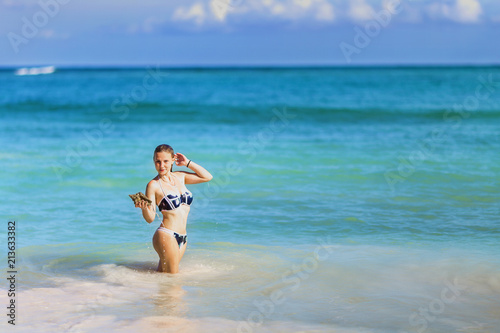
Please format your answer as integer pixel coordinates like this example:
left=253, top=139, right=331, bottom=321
left=129, top=192, right=152, bottom=205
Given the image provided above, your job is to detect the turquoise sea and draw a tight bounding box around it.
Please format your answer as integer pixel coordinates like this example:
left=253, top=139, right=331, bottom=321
left=0, top=66, right=499, bottom=332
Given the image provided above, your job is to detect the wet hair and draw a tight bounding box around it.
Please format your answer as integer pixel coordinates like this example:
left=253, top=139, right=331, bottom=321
left=153, top=144, right=175, bottom=172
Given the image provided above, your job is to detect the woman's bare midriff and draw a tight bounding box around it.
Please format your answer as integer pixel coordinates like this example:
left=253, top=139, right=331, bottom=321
left=159, top=205, right=190, bottom=234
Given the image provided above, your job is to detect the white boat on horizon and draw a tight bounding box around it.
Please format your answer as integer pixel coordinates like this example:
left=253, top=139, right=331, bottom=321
left=15, top=66, right=56, bottom=76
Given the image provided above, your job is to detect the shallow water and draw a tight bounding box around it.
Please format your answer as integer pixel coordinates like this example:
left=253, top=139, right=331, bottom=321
left=0, top=67, right=499, bottom=332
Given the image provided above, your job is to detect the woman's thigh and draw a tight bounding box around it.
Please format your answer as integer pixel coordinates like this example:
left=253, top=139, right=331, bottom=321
left=152, top=230, right=182, bottom=273
left=179, top=241, right=187, bottom=261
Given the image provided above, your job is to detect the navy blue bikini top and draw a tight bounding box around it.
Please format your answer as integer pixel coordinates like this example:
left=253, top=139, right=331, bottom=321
left=157, top=175, right=193, bottom=211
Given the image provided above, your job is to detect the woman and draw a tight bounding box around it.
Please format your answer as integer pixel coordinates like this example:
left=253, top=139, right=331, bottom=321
left=135, top=144, right=213, bottom=273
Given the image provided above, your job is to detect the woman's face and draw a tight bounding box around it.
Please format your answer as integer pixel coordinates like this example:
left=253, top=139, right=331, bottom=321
left=154, top=151, right=175, bottom=176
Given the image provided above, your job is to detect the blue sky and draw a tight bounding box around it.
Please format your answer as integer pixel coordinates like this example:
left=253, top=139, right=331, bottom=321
left=1, top=0, right=499, bottom=66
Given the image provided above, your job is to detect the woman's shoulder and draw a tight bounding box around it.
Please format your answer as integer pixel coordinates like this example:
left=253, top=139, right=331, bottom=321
left=147, top=177, right=159, bottom=188
left=172, top=171, right=186, bottom=182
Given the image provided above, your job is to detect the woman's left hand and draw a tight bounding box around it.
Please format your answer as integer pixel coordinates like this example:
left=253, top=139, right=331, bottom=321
left=174, top=152, right=189, bottom=167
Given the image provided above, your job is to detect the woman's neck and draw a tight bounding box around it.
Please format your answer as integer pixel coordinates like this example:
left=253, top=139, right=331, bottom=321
left=159, top=173, right=174, bottom=183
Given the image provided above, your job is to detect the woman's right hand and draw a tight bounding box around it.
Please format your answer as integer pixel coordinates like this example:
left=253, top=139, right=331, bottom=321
left=135, top=200, right=150, bottom=210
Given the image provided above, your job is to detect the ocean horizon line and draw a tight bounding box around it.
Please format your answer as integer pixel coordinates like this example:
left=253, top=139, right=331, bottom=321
left=1, top=63, right=500, bottom=72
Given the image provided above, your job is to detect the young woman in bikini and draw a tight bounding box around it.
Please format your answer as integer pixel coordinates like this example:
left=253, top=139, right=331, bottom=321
left=135, top=144, right=213, bottom=273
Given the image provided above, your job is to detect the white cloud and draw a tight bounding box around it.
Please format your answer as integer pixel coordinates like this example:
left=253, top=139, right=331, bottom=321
left=426, top=2, right=444, bottom=19
left=315, top=0, right=335, bottom=22
left=396, top=4, right=423, bottom=23
left=255, top=0, right=336, bottom=22
left=453, top=0, right=482, bottom=23
left=130, top=0, right=490, bottom=34
left=294, top=0, right=312, bottom=9
left=171, top=0, right=336, bottom=27
left=271, top=3, right=286, bottom=15
left=210, top=0, right=231, bottom=22
left=172, top=2, right=207, bottom=26
left=426, top=0, right=482, bottom=23
left=348, top=0, right=375, bottom=21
